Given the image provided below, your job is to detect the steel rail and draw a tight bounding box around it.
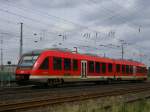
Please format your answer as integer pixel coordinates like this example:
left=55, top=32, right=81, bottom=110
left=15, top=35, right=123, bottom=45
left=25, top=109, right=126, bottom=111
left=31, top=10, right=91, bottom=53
left=0, top=85, right=150, bottom=112
left=0, top=82, right=149, bottom=97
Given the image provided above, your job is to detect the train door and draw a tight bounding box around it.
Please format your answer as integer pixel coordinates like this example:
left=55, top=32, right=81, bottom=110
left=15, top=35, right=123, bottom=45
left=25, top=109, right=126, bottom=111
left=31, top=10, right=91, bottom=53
left=81, top=61, right=87, bottom=78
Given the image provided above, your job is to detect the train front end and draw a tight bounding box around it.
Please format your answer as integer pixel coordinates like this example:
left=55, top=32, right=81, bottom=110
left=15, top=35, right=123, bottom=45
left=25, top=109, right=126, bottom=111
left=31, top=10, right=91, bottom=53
left=15, top=53, right=39, bottom=85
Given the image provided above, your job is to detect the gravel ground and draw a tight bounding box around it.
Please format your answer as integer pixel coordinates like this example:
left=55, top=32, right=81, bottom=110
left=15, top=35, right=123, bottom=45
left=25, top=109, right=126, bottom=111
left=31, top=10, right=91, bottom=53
left=0, top=82, right=149, bottom=103
left=17, top=90, right=150, bottom=112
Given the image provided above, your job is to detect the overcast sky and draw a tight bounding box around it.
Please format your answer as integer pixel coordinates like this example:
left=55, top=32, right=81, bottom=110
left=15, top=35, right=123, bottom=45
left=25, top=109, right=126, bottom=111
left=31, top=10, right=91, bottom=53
left=0, top=0, right=150, bottom=66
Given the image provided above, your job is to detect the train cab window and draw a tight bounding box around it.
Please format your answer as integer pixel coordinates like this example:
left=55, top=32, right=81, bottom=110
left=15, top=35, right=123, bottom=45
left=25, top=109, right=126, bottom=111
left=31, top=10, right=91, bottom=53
left=102, top=63, right=106, bottom=73
left=129, top=66, right=133, bottom=74
left=39, top=57, right=49, bottom=70
left=73, top=59, right=78, bottom=71
left=64, top=58, right=71, bottom=70
left=53, top=57, right=62, bottom=70
left=88, top=61, right=94, bottom=73
left=108, top=63, right=113, bottom=72
left=95, top=62, right=100, bottom=73
left=122, top=65, right=125, bottom=74
left=126, top=65, right=129, bottom=74
left=116, top=64, right=120, bottom=73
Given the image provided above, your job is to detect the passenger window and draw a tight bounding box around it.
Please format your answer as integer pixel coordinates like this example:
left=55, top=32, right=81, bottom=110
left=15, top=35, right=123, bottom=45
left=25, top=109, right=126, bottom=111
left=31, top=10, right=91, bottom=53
left=88, top=61, right=94, bottom=73
left=137, top=66, right=141, bottom=73
left=108, top=63, right=113, bottom=72
left=102, top=63, right=106, bottom=73
left=129, top=66, right=133, bottom=74
left=140, top=67, right=143, bottom=73
left=53, top=57, right=62, bottom=70
left=143, top=67, right=146, bottom=73
left=39, top=57, right=49, bottom=70
left=95, top=62, right=100, bottom=73
left=116, top=64, right=120, bottom=73
left=122, top=65, right=125, bottom=74
left=126, top=65, right=129, bottom=74
left=73, top=59, right=78, bottom=71
left=64, top=58, right=71, bottom=70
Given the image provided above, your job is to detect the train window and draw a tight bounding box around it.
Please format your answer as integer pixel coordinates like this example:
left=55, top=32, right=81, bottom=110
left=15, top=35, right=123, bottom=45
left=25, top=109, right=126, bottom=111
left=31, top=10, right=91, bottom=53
left=129, top=65, right=133, bottom=74
left=137, top=66, right=141, bottom=73
left=126, top=65, right=129, bottom=74
left=116, top=64, right=120, bottom=73
left=53, top=57, right=62, bottom=70
left=129, top=66, right=133, bottom=74
left=136, top=66, right=138, bottom=73
left=139, top=67, right=142, bottom=73
left=73, top=59, right=78, bottom=71
left=142, top=67, right=145, bottom=73
left=143, top=67, right=147, bottom=73
left=138, top=67, right=141, bottom=73
left=141, top=67, right=144, bottom=73
left=88, top=61, right=94, bottom=73
left=108, top=63, right=113, bottom=72
left=122, top=65, right=125, bottom=74
left=39, top=57, right=49, bottom=70
left=64, top=58, right=71, bottom=70
left=19, top=55, right=39, bottom=68
left=140, top=67, right=144, bottom=73
left=102, top=63, right=106, bottom=73
left=95, top=62, right=100, bottom=73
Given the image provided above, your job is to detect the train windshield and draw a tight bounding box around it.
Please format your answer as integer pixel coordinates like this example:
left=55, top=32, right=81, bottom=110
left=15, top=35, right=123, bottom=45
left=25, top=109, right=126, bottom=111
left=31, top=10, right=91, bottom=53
left=19, top=55, right=39, bottom=68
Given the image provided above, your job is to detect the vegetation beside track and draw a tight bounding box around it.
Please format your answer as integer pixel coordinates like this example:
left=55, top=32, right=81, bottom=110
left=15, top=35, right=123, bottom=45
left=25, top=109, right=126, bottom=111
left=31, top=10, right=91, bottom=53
left=28, top=97, right=150, bottom=112
left=0, top=70, right=15, bottom=81
left=0, top=71, right=15, bottom=87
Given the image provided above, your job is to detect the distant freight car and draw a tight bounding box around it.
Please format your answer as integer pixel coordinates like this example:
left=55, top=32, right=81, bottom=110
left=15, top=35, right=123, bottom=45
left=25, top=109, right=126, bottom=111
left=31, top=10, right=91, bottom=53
left=15, top=48, right=147, bottom=86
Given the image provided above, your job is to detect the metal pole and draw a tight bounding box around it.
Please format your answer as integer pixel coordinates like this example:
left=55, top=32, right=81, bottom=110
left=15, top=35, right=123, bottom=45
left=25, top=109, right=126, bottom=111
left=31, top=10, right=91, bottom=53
left=0, top=73, right=3, bottom=87
left=0, top=35, right=3, bottom=87
left=0, top=37, right=3, bottom=70
left=20, top=23, right=23, bottom=59
left=121, top=44, right=124, bottom=60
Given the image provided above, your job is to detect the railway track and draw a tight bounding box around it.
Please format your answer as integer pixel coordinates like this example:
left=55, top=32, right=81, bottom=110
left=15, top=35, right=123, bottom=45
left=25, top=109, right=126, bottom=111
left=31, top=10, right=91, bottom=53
left=0, top=82, right=149, bottom=101
left=0, top=82, right=150, bottom=111
left=0, top=81, right=148, bottom=96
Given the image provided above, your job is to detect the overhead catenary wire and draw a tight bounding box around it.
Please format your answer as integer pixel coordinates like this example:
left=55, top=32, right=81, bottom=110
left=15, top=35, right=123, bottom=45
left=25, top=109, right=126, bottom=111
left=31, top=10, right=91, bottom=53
left=0, top=0, right=149, bottom=64
left=1, top=1, right=119, bottom=35
left=0, top=0, right=122, bottom=44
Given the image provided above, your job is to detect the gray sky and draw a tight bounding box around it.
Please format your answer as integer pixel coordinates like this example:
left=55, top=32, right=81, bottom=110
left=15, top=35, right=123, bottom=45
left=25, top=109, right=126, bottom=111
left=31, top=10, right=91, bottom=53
left=0, top=0, right=150, bottom=66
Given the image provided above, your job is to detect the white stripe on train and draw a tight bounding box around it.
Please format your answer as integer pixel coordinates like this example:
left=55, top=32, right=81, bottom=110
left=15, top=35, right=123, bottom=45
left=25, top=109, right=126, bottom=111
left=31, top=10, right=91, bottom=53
left=30, top=75, right=147, bottom=79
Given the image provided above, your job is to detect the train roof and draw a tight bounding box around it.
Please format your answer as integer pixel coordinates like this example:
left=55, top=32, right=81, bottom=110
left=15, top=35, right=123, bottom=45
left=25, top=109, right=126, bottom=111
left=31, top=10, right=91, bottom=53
left=113, top=59, right=146, bottom=67
left=24, top=48, right=71, bottom=56
left=24, top=49, right=146, bottom=67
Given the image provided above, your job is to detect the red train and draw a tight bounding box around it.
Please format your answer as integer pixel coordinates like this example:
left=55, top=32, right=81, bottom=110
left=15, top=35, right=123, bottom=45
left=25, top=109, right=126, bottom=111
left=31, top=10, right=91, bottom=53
left=16, top=48, right=147, bottom=86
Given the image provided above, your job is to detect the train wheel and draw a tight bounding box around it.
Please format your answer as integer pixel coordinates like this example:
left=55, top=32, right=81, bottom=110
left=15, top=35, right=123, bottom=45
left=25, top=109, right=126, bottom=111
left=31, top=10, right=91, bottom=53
left=47, top=79, right=54, bottom=87
left=47, top=79, right=64, bottom=87
left=107, top=78, right=112, bottom=84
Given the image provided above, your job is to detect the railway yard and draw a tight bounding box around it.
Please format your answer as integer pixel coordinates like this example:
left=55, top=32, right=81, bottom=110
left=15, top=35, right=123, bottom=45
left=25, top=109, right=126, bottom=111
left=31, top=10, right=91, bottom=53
left=0, top=81, right=150, bottom=112
left=1, top=0, right=150, bottom=112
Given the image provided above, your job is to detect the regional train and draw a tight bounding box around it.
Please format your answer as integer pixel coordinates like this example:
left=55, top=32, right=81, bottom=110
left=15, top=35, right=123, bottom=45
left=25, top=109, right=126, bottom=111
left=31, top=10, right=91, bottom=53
left=15, top=48, right=148, bottom=86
